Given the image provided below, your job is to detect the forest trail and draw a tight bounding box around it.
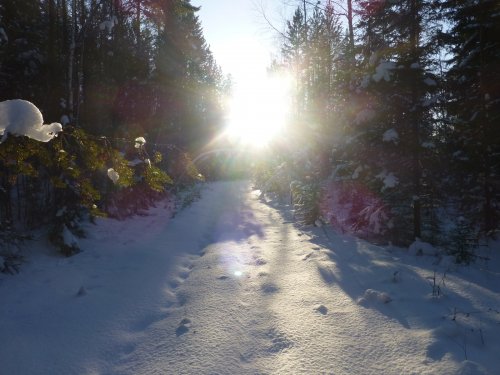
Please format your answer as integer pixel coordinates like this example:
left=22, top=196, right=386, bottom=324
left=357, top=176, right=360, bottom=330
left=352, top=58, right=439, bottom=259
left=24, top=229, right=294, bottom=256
left=1, top=181, right=496, bottom=374
left=101, top=181, right=441, bottom=374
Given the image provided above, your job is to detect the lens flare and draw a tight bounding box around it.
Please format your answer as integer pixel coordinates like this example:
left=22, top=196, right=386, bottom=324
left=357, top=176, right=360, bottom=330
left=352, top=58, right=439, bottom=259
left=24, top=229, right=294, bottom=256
left=225, top=73, right=292, bottom=148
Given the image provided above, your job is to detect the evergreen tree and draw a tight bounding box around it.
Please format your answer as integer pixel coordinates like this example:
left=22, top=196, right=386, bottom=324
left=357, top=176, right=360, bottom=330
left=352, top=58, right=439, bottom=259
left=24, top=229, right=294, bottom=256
left=443, top=0, right=500, bottom=235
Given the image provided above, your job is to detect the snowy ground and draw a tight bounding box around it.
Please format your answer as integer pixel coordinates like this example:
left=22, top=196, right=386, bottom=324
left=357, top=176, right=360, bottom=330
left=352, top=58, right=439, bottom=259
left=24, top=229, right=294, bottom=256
left=1, top=181, right=499, bottom=375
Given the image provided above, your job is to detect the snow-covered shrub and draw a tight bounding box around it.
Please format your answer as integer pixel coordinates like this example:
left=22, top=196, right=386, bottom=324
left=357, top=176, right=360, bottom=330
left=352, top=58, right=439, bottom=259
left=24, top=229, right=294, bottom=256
left=49, top=207, right=86, bottom=256
left=254, top=160, right=292, bottom=200
left=291, top=179, right=320, bottom=225
left=162, top=150, right=203, bottom=189
left=319, top=181, right=392, bottom=239
left=408, top=238, right=437, bottom=256
left=103, top=142, right=172, bottom=219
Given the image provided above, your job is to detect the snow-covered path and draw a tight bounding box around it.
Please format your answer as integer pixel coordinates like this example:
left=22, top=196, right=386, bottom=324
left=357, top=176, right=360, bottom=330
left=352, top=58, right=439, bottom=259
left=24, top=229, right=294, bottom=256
left=1, top=181, right=499, bottom=374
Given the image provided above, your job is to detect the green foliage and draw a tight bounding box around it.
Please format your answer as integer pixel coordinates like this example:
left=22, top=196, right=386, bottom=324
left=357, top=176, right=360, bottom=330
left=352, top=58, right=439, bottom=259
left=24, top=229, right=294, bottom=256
left=0, top=220, right=30, bottom=274
left=143, top=165, right=173, bottom=192
left=448, top=218, right=479, bottom=265
left=291, top=180, right=320, bottom=225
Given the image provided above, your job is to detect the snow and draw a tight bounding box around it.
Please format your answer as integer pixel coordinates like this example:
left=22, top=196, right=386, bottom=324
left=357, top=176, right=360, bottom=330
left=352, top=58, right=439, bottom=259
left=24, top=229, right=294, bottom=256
left=373, top=60, right=396, bottom=82
left=376, top=170, right=399, bottom=190
left=1, top=181, right=499, bottom=374
left=382, top=128, right=399, bottom=143
left=352, top=165, right=363, bottom=179
left=134, top=136, right=146, bottom=148
left=357, top=289, right=392, bottom=305
left=128, top=158, right=143, bottom=167
left=369, top=51, right=379, bottom=66
left=408, top=238, right=437, bottom=256
left=99, top=16, right=118, bottom=33
left=62, top=224, right=79, bottom=249
left=0, top=100, right=62, bottom=143
left=354, top=108, right=376, bottom=124
left=107, top=168, right=120, bottom=184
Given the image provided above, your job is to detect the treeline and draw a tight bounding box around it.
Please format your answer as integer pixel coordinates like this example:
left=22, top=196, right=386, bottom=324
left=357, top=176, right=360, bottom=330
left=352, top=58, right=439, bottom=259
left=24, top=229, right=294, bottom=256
left=260, top=0, right=499, bottom=258
left=0, top=0, right=227, bottom=258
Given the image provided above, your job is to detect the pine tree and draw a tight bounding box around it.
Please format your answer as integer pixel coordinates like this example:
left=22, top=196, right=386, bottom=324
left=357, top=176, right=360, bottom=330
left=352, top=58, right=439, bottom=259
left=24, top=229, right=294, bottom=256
left=335, top=0, right=441, bottom=243
left=443, top=0, right=500, bottom=235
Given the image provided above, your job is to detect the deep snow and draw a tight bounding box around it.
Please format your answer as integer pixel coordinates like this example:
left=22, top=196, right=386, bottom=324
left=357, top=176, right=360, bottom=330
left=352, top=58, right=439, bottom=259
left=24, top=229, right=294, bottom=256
left=1, top=181, right=499, bottom=374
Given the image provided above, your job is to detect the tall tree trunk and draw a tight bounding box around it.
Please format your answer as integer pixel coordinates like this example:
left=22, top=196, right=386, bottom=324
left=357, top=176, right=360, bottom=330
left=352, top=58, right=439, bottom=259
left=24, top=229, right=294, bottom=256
left=410, top=0, right=421, bottom=239
left=347, top=0, right=354, bottom=61
left=68, top=0, right=77, bottom=121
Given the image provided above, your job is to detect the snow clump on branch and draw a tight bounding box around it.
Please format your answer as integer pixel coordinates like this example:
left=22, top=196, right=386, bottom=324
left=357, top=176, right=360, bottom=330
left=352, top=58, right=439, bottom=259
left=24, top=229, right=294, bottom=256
left=0, top=99, right=62, bottom=143
left=134, top=137, right=146, bottom=149
left=107, top=168, right=120, bottom=184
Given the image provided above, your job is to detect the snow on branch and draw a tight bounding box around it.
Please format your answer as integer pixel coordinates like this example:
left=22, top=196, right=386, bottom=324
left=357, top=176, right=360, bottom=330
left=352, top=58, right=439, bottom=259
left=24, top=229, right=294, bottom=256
left=134, top=137, right=146, bottom=149
left=0, top=100, right=62, bottom=143
left=373, top=61, right=396, bottom=82
left=107, top=168, right=120, bottom=184
left=99, top=16, right=118, bottom=33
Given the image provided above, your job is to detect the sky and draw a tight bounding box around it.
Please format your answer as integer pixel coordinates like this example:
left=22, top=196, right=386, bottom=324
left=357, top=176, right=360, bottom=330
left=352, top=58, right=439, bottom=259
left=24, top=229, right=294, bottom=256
left=191, top=0, right=295, bottom=145
left=192, top=0, right=285, bottom=83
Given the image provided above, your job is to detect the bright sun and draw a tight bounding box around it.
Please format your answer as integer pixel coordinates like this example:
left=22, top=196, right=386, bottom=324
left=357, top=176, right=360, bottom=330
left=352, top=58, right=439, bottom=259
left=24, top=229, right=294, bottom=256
left=225, top=73, right=292, bottom=147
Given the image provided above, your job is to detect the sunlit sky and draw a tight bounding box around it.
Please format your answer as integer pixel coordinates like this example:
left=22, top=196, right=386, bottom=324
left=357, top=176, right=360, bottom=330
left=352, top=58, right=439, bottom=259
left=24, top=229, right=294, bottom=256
left=192, top=0, right=293, bottom=147
left=192, top=0, right=282, bottom=83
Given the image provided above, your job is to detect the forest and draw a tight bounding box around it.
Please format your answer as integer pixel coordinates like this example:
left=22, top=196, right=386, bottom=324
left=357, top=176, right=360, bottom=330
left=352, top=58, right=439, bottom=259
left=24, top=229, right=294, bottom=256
left=1, top=0, right=499, bottom=264
left=0, top=0, right=229, bottom=259
left=256, top=0, right=499, bottom=260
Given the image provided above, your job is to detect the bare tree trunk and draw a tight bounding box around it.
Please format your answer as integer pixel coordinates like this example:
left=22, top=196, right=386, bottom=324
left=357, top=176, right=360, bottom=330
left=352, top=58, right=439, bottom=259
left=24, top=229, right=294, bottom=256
left=410, top=0, right=421, bottom=239
left=347, top=0, right=354, bottom=61
left=68, top=0, right=77, bottom=122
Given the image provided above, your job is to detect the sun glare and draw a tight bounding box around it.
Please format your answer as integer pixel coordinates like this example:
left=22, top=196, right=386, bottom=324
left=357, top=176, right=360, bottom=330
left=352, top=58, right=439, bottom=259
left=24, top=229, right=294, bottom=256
left=225, top=73, right=292, bottom=148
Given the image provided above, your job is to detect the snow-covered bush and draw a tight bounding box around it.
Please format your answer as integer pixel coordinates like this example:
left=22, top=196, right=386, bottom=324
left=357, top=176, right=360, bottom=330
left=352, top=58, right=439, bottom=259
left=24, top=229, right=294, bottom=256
left=253, top=160, right=293, bottom=200
left=49, top=207, right=86, bottom=256
left=319, top=181, right=392, bottom=239
left=0, top=122, right=175, bottom=254
left=291, top=179, right=320, bottom=225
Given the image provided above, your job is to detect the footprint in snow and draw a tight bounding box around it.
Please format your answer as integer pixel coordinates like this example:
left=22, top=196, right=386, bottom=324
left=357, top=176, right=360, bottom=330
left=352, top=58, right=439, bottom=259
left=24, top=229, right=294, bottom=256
left=168, top=278, right=183, bottom=289
left=76, top=286, right=87, bottom=297
left=176, top=318, right=191, bottom=336
left=317, top=264, right=336, bottom=284
left=314, top=304, right=328, bottom=315
left=302, top=252, right=313, bottom=261
left=132, top=312, right=169, bottom=332
left=261, top=282, right=279, bottom=294
left=178, top=269, right=190, bottom=280
left=176, top=290, right=189, bottom=306
left=254, top=256, right=267, bottom=266
left=266, top=328, right=293, bottom=353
